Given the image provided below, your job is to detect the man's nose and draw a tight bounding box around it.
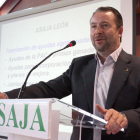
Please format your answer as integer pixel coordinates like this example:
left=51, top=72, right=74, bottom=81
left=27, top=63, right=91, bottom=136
left=95, top=26, right=102, bottom=35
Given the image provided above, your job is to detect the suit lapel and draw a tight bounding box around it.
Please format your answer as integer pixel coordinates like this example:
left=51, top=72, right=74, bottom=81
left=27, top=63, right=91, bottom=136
left=81, top=56, right=97, bottom=113
left=105, top=50, right=132, bottom=109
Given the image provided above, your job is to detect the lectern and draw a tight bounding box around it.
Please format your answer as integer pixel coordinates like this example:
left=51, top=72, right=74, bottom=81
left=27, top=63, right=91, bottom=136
left=0, top=98, right=124, bottom=140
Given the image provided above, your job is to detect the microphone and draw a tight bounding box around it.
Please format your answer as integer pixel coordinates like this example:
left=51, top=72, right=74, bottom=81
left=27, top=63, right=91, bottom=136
left=65, top=40, right=76, bottom=48
left=18, top=40, right=76, bottom=99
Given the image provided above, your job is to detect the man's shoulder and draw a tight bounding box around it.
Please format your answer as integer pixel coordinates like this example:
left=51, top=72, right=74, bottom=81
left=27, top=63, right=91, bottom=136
left=74, top=54, right=95, bottom=62
left=120, top=50, right=140, bottom=69
left=70, top=54, right=95, bottom=68
left=121, top=50, right=140, bottom=62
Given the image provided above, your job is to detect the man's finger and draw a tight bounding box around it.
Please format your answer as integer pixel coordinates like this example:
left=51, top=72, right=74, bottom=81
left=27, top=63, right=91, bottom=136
left=95, top=104, right=107, bottom=115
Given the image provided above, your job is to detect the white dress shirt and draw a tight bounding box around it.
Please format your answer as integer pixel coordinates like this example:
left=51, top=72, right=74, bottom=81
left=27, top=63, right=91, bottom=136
left=93, top=46, right=122, bottom=140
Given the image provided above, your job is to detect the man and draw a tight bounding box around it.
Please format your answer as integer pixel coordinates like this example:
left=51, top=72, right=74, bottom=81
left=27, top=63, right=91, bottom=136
left=0, top=6, right=140, bottom=140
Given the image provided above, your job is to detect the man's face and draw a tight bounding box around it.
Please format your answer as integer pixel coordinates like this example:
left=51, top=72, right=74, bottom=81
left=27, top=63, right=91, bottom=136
left=90, top=11, right=123, bottom=55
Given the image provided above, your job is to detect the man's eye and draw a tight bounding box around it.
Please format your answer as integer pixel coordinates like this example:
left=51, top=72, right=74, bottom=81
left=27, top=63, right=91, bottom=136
left=92, top=25, right=96, bottom=28
left=103, top=24, right=108, bottom=27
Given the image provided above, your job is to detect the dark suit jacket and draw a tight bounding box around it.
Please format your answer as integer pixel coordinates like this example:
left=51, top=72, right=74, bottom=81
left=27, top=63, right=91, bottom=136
left=6, top=50, right=140, bottom=140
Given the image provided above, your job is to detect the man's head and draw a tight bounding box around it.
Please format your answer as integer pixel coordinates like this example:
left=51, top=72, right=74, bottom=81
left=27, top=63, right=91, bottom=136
left=90, top=7, right=123, bottom=58
left=91, top=7, right=123, bottom=30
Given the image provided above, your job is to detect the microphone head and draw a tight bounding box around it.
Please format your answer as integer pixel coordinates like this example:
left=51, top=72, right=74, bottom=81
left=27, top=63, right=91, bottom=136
left=65, top=40, right=76, bottom=48
left=70, top=40, right=76, bottom=46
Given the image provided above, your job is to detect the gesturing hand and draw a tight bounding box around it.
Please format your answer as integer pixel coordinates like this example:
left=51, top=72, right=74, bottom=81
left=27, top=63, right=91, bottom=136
left=0, top=92, right=7, bottom=99
left=96, top=104, right=128, bottom=135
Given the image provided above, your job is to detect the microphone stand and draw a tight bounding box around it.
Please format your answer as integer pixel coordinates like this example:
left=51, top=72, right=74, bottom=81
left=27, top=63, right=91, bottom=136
left=18, top=41, right=76, bottom=99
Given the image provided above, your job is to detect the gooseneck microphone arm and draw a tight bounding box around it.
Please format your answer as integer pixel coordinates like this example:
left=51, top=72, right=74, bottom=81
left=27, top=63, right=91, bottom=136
left=17, top=40, right=76, bottom=99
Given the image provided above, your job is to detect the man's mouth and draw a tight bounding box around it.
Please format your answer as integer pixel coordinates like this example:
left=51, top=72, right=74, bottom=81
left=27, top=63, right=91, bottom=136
left=95, top=38, right=105, bottom=42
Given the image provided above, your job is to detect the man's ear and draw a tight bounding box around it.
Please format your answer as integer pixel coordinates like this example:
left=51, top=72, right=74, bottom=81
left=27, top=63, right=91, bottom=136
left=118, top=26, right=123, bottom=38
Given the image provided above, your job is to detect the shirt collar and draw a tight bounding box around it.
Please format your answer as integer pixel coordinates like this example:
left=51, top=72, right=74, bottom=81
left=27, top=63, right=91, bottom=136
left=95, top=46, right=122, bottom=63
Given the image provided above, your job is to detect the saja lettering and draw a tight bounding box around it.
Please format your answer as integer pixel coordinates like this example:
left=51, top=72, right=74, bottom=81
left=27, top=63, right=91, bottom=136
left=0, top=103, right=46, bottom=132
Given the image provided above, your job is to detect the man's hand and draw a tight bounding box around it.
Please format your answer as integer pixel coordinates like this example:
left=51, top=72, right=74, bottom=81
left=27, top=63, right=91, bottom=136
left=96, top=104, right=128, bottom=135
left=0, top=92, right=7, bottom=99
